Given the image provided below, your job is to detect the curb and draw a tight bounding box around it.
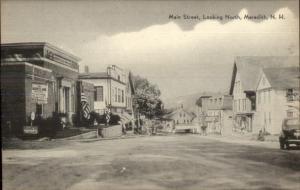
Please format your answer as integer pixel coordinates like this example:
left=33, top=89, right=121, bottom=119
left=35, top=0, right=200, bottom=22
left=55, top=134, right=148, bottom=142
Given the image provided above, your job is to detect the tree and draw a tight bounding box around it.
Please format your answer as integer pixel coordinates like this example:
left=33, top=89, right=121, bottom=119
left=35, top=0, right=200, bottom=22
left=132, top=75, right=163, bottom=119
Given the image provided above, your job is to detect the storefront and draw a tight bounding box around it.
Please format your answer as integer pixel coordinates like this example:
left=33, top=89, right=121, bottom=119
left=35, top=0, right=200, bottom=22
left=1, top=42, right=80, bottom=136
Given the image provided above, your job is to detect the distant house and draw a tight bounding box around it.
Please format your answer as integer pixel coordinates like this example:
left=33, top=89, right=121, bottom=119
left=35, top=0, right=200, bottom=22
left=79, top=65, right=135, bottom=124
left=198, top=95, right=233, bottom=135
left=256, top=67, right=299, bottom=134
left=229, top=56, right=299, bottom=134
left=163, top=105, right=196, bottom=133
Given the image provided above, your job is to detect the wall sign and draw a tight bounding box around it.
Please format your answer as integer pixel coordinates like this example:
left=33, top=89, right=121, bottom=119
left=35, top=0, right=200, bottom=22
left=32, top=83, right=48, bottom=104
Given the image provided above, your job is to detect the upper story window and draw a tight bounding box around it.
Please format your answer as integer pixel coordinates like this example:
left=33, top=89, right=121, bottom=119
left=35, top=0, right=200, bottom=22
left=94, top=86, right=103, bottom=102
left=118, top=89, right=121, bottom=103
left=287, top=110, right=293, bottom=118
left=121, top=90, right=124, bottom=103
left=286, top=89, right=299, bottom=101
left=115, top=87, right=118, bottom=102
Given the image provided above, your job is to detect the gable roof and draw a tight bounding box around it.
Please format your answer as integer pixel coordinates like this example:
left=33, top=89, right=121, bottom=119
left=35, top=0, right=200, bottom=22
left=262, top=67, right=299, bottom=90
left=229, top=56, right=299, bottom=95
left=163, top=108, right=196, bottom=120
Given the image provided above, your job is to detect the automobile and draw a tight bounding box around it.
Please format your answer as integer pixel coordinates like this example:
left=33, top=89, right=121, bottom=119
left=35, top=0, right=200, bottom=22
left=279, top=118, right=300, bottom=150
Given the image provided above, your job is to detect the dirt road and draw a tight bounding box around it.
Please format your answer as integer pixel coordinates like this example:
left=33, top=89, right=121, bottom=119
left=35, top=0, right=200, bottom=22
left=2, top=135, right=300, bottom=190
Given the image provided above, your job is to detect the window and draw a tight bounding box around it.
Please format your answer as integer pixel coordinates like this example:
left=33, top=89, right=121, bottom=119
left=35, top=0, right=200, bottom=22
left=268, top=90, right=271, bottom=104
left=115, top=87, right=118, bottom=102
left=238, top=99, right=241, bottom=111
left=269, top=112, right=271, bottom=124
left=94, top=86, right=103, bottom=102
left=258, top=92, right=260, bottom=104
left=264, top=112, right=267, bottom=125
left=179, top=113, right=182, bottom=117
left=287, top=111, right=293, bottom=118
left=286, top=89, right=298, bottom=101
left=118, top=89, right=121, bottom=103
left=263, top=91, right=266, bottom=104
left=121, top=90, right=124, bottom=103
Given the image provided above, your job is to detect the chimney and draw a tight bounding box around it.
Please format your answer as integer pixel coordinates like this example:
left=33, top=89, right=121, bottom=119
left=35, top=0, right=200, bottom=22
left=84, top=65, right=89, bottom=73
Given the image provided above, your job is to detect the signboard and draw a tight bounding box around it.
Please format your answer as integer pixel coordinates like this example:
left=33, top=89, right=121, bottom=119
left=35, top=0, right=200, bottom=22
left=30, top=112, right=35, bottom=121
left=32, top=83, right=48, bottom=104
left=23, top=125, right=39, bottom=135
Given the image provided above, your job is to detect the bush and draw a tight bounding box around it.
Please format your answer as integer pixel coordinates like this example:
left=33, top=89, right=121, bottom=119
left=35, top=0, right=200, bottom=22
left=109, top=114, right=121, bottom=125
left=33, top=114, right=61, bottom=138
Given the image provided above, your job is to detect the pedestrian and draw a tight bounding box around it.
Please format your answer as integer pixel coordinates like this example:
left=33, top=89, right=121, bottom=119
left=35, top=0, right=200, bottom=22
left=201, top=125, right=207, bottom=136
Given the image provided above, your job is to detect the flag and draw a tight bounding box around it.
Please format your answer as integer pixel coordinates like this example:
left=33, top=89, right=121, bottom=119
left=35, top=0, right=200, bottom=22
left=81, top=92, right=91, bottom=120
left=105, top=108, right=111, bottom=125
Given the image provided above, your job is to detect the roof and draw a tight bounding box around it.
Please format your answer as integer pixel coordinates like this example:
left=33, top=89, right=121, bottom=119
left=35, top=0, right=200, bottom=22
left=1, top=42, right=81, bottom=62
left=79, top=72, right=109, bottom=79
left=162, top=108, right=196, bottom=120
left=229, top=56, right=299, bottom=94
left=262, top=67, right=300, bottom=90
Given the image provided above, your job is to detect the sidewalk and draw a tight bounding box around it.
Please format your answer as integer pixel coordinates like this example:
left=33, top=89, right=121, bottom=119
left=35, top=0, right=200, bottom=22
left=196, top=133, right=280, bottom=149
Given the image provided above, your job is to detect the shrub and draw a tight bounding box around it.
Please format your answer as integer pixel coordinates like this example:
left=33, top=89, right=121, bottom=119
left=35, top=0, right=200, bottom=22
left=109, top=114, right=120, bottom=125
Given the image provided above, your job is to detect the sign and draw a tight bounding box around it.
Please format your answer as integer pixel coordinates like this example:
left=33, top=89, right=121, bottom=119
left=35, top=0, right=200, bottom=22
left=23, top=125, right=38, bottom=135
left=32, top=83, right=48, bottom=104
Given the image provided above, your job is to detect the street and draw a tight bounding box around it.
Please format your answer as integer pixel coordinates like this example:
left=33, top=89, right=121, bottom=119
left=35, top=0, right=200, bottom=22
left=2, top=135, right=300, bottom=190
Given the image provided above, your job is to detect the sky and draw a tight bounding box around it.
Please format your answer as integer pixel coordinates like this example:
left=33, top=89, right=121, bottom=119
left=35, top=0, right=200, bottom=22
left=1, top=0, right=299, bottom=102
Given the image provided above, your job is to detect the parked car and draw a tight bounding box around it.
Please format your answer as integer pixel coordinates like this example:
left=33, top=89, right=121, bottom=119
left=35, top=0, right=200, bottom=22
left=279, top=118, right=300, bottom=150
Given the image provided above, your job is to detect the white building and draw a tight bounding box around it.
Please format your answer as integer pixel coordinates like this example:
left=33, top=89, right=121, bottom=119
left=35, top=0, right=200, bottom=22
left=163, top=105, right=197, bottom=133
left=79, top=65, right=135, bottom=121
left=229, top=56, right=299, bottom=134
left=256, top=67, right=299, bottom=134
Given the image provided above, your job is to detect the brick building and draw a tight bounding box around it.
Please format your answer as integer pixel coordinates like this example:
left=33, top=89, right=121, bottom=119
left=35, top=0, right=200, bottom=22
left=1, top=42, right=80, bottom=135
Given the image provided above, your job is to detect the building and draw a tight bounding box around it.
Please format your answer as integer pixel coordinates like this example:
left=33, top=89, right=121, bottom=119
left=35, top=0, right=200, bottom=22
left=197, top=95, right=233, bottom=135
left=163, top=105, right=196, bottom=133
left=229, top=56, right=299, bottom=134
left=1, top=42, right=80, bottom=135
left=256, top=67, right=299, bottom=134
left=79, top=65, right=135, bottom=123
